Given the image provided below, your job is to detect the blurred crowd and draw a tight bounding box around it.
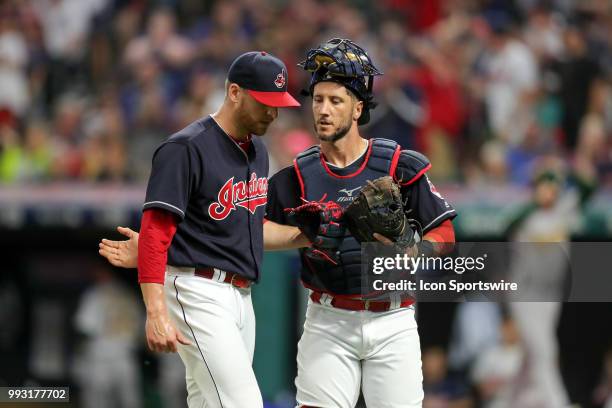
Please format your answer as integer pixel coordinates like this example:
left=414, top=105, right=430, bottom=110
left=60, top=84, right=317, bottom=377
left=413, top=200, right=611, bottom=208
left=1, top=2, right=611, bottom=407
left=0, top=0, right=611, bottom=185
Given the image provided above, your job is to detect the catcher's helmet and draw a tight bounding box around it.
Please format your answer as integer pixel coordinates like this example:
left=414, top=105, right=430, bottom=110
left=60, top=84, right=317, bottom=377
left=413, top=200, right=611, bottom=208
left=299, top=38, right=382, bottom=125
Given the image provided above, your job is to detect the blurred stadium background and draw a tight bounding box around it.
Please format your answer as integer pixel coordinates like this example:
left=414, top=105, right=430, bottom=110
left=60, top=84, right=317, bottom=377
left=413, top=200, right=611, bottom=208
left=1, top=0, right=612, bottom=407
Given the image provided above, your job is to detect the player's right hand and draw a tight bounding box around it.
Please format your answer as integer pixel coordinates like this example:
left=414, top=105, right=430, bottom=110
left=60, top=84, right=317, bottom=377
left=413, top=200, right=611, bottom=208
left=99, top=226, right=139, bottom=268
left=145, top=311, right=192, bottom=353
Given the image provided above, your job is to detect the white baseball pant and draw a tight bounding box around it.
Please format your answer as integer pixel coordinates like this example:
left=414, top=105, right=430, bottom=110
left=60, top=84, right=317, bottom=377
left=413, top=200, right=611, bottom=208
left=510, top=301, right=569, bottom=408
left=295, top=299, right=424, bottom=408
left=165, top=267, right=263, bottom=408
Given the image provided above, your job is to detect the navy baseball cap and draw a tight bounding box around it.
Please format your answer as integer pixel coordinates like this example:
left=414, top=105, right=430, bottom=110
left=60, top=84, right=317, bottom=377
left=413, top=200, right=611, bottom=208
left=228, top=51, right=300, bottom=107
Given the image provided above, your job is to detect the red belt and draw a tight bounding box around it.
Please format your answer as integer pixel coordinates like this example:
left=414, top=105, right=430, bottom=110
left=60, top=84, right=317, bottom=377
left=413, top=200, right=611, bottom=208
left=310, top=291, right=414, bottom=312
left=195, top=267, right=252, bottom=289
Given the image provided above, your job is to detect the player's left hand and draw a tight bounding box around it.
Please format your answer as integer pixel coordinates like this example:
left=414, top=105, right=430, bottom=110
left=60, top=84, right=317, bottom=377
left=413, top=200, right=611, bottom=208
left=145, top=311, right=191, bottom=353
left=99, top=226, right=139, bottom=268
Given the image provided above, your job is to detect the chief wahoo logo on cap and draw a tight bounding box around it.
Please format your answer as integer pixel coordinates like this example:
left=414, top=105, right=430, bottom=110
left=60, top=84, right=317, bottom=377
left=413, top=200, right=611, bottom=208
left=274, top=69, right=286, bottom=88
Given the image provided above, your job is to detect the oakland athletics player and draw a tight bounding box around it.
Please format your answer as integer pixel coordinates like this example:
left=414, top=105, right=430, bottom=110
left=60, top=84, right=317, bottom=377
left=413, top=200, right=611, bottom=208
left=505, top=160, right=596, bottom=407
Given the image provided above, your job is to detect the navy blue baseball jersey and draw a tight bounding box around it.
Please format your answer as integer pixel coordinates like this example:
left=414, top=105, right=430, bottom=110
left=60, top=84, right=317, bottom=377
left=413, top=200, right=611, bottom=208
left=143, top=116, right=269, bottom=281
left=266, top=143, right=456, bottom=233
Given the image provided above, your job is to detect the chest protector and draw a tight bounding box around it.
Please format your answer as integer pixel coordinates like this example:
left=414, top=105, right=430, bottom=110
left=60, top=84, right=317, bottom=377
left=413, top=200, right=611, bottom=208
left=294, top=138, right=401, bottom=296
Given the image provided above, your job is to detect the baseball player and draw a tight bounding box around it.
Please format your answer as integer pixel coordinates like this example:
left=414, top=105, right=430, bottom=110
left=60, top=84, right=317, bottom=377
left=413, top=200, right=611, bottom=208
left=100, top=40, right=457, bottom=407
left=505, top=159, right=596, bottom=408
left=123, top=51, right=300, bottom=408
left=73, top=267, right=143, bottom=408
left=265, top=38, right=457, bottom=408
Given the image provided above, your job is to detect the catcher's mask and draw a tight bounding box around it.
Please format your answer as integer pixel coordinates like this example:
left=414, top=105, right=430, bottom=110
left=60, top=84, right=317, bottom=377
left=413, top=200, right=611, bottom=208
left=298, top=38, right=382, bottom=125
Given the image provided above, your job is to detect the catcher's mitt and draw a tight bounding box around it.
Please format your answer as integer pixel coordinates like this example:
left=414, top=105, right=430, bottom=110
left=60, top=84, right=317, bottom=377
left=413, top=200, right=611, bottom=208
left=345, top=176, right=415, bottom=248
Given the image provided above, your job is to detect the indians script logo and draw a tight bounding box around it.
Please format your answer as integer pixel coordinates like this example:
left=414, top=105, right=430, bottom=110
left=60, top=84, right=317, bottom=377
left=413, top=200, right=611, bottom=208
left=337, top=186, right=362, bottom=203
left=208, top=173, right=268, bottom=221
left=274, top=69, right=286, bottom=88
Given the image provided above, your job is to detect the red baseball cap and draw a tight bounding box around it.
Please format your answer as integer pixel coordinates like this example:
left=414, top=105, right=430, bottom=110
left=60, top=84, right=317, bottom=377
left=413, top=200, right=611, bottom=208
left=228, top=51, right=301, bottom=108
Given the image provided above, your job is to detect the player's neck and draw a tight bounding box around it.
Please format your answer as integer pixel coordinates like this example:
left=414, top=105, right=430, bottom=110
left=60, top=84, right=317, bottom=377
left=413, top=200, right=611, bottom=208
left=210, top=107, right=250, bottom=142
left=320, top=131, right=367, bottom=169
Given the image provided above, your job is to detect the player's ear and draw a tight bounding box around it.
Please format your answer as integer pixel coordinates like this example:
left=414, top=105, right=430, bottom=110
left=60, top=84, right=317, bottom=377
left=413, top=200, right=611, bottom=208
left=227, top=83, right=242, bottom=104
left=353, top=100, right=363, bottom=122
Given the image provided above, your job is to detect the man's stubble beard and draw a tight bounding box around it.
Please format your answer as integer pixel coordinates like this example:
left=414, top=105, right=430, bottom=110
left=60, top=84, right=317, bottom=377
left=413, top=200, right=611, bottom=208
left=237, top=105, right=268, bottom=136
left=314, top=118, right=352, bottom=143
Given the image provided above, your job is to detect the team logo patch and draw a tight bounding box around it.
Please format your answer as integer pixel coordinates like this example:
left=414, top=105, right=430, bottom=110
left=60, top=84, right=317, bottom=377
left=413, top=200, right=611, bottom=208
left=425, top=175, right=443, bottom=199
left=274, top=69, right=286, bottom=88
left=208, top=173, right=268, bottom=221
